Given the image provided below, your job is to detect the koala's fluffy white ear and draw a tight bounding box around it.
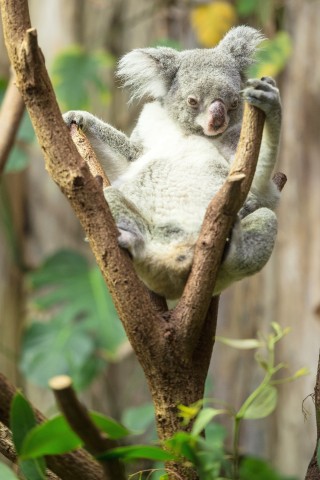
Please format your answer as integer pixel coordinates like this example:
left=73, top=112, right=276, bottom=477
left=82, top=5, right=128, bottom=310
left=217, top=26, right=264, bottom=72
left=117, top=47, right=180, bottom=101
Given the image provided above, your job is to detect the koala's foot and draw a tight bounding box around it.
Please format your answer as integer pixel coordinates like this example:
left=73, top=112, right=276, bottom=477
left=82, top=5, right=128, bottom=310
left=242, top=77, right=281, bottom=116
left=215, top=208, right=277, bottom=293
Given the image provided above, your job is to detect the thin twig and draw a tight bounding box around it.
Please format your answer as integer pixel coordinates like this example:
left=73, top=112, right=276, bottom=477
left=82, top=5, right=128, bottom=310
left=0, top=74, right=25, bottom=176
left=49, top=375, right=125, bottom=480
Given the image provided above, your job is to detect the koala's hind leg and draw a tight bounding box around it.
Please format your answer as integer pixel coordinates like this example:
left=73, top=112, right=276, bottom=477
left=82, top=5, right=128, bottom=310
left=214, top=207, right=277, bottom=293
left=103, top=187, right=147, bottom=259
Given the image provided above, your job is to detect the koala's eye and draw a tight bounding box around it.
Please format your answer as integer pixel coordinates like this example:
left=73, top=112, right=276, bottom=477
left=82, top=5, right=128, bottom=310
left=187, top=96, right=199, bottom=108
left=230, top=96, right=239, bottom=109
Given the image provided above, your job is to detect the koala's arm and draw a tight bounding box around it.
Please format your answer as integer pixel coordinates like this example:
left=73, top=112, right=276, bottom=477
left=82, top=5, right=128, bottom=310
left=63, top=111, right=141, bottom=182
left=243, top=77, right=281, bottom=198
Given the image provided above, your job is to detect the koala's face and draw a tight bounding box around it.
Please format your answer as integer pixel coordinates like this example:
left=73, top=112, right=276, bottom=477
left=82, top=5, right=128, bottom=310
left=164, top=51, right=244, bottom=137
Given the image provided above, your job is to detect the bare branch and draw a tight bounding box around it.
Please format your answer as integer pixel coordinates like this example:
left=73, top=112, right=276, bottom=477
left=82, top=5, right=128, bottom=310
left=49, top=376, right=125, bottom=480
left=173, top=104, right=265, bottom=355
left=305, top=351, right=320, bottom=479
left=0, top=74, right=25, bottom=176
left=0, top=373, right=105, bottom=480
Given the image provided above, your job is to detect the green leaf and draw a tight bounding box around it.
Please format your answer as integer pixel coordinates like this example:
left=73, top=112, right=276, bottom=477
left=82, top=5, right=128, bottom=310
left=191, top=408, right=225, bottom=436
left=90, top=411, right=130, bottom=439
left=215, top=336, right=263, bottom=350
left=52, top=45, right=114, bottom=111
left=121, top=403, right=155, bottom=434
left=10, top=393, right=46, bottom=479
left=235, top=0, right=257, bottom=16
left=98, top=445, right=175, bottom=462
left=0, top=462, right=20, bottom=479
left=21, top=250, right=127, bottom=389
left=249, top=31, right=292, bottom=79
left=239, top=456, right=298, bottom=480
left=317, top=439, right=320, bottom=468
left=21, top=415, right=82, bottom=459
left=242, top=385, right=278, bottom=420
left=21, top=412, right=130, bottom=459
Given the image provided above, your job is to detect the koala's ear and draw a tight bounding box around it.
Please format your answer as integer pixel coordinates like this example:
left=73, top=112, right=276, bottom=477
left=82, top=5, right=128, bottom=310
left=216, top=26, right=264, bottom=72
left=117, top=47, right=180, bottom=101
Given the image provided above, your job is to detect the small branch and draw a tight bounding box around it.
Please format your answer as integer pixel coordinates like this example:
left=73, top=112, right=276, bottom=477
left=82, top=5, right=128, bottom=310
left=0, top=74, right=25, bottom=176
left=0, top=373, right=105, bottom=480
left=49, top=375, right=125, bottom=480
left=173, top=105, right=265, bottom=356
left=305, top=351, right=320, bottom=479
left=69, top=123, right=110, bottom=189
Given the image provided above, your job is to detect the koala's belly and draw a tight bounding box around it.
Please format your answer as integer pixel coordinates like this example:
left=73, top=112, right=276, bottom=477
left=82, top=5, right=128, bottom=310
left=115, top=154, right=228, bottom=232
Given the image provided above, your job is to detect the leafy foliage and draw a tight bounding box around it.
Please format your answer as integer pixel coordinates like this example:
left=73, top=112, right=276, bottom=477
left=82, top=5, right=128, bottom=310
left=21, top=249, right=127, bottom=389
left=10, top=393, right=46, bottom=479
left=239, top=457, right=297, bottom=480
left=21, top=412, right=130, bottom=459
left=52, top=46, right=114, bottom=111
left=248, top=32, right=292, bottom=78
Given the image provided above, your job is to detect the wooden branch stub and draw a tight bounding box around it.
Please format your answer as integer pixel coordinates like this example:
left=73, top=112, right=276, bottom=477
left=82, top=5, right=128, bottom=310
left=50, top=375, right=125, bottom=480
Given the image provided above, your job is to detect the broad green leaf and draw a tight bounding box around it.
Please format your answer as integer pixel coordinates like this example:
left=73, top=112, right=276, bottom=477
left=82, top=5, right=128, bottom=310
left=0, top=463, right=19, bottom=480
left=10, top=393, right=37, bottom=454
left=22, top=412, right=130, bottom=459
left=90, top=411, right=130, bottom=439
left=241, top=385, right=278, bottom=420
left=190, top=2, right=237, bottom=47
left=52, top=45, right=114, bottom=111
left=21, top=415, right=82, bottom=459
left=22, top=250, right=127, bottom=389
left=98, top=445, right=175, bottom=462
left=249, top=31, right=292, bottom=78
left=10, top=393, right=46, bottom=479
left=122, top=403, right=155, bottom=433
left=215, top=336, right=263, bottom=350
left=191, top=408, right=225, bottom=436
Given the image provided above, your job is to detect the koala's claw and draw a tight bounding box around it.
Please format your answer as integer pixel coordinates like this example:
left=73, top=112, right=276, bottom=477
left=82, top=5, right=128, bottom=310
left=242, top=77, right=280, bottom=115
left=63, top=111, right=86, bottom=130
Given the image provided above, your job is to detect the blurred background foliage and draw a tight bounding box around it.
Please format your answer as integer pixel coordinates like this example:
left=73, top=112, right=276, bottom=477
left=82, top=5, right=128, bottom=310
left=0, top=0, right=319, bottom=479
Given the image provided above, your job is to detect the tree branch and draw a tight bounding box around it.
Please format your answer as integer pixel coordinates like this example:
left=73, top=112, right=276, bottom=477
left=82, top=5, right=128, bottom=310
left=173, top=105, right=265, bottom=356
left=305, top=351, right=320, bottom=479
left=0, top=373, right=105, bottom=480
left=0, top=73, right=25, bottom=176
left=49, top=375, right=125, bottom=480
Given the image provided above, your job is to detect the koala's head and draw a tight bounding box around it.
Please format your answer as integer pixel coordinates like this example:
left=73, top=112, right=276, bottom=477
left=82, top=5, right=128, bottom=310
left=118, top=26, right=264, bottom=137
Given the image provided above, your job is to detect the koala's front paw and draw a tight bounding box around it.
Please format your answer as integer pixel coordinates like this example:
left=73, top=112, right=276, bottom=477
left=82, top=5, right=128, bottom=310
left=242, top=77, right=281, bottom=116
left=63, top=110, right=93, bottom=132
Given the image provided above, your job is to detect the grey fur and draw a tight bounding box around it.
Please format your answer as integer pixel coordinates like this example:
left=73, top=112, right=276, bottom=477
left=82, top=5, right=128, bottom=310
left=63, top=26, right=282, bottom=300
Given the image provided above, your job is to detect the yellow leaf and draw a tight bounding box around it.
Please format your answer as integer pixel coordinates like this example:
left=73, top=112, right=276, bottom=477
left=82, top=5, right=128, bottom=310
left=191, top=2, right=237, bottom=48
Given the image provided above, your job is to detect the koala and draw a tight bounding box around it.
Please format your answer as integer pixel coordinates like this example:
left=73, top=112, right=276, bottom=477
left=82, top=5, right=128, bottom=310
left=63, top=26, right=282, bottom=300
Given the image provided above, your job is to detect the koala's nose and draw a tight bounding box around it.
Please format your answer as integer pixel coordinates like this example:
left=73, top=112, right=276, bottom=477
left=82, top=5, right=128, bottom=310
left=209, top=100, right=226, bottom=130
